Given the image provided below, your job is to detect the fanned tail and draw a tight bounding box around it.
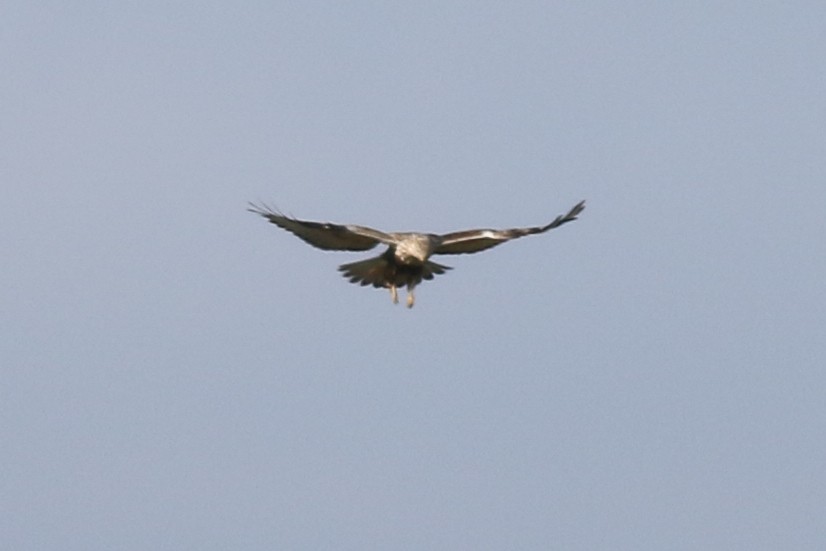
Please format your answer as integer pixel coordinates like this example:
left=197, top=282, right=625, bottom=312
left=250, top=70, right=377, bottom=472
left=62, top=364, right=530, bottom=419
left=338, top=254, right=451, bottom=288
left=338, top=256, right=394, bottom=288
left=419, top=260, right=451, bottom=281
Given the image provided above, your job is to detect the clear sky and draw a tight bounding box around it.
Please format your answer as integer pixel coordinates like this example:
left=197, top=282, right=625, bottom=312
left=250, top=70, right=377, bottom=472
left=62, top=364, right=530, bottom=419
left=3, top=2, right=825, bottom=549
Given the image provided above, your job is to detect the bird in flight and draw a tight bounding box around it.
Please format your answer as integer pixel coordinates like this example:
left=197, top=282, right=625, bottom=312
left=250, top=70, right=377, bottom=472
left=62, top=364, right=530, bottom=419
left=249, top=200, right=585, bottom=308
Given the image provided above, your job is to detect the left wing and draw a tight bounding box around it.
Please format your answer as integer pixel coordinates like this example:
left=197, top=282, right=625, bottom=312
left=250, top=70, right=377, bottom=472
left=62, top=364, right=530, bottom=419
left=433, top=200, right=585, bottom=255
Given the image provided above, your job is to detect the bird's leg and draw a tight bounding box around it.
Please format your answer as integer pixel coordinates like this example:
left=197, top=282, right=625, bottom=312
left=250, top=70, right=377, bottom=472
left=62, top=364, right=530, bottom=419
left=389, top=284, right=398, bottom=304
left=406, top=283, right=416, bottom=308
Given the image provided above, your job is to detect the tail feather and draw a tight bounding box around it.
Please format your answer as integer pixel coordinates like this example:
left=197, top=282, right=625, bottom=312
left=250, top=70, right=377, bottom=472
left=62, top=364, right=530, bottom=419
left=338, top=255, right=451, bottom=288
left=338, top=256, right=391, bottom=288
left=420, top=260, right=451, bottom=280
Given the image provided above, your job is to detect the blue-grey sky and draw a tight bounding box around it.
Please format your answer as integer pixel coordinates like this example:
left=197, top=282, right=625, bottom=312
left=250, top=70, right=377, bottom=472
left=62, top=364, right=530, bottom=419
left=3, top=2, right=825, bottom=549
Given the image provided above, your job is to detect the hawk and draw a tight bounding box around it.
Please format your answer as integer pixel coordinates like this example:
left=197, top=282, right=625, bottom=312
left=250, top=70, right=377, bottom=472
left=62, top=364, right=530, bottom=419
left=249, top=200, right=585, bottom=307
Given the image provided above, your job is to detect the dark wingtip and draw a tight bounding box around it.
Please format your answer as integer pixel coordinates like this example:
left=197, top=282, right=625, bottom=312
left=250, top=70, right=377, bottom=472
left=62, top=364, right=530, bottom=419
left=541, top=199, right=586, bottom=231
left=247, top=201, right=279, bottom=216
left=247, top=202, right=267, bottom=217
left=570, top=199, right=586, bottom=218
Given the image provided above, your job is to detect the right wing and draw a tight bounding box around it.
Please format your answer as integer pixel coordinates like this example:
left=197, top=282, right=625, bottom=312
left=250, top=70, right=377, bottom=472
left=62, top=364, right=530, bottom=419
left=248, top=203, right=396, bottom=251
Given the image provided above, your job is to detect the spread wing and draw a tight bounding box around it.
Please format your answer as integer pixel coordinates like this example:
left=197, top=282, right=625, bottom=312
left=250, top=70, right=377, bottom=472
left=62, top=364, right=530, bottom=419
left=248, top=203, right=396, bottom=251
left=434, top=200, right=585, bottom=255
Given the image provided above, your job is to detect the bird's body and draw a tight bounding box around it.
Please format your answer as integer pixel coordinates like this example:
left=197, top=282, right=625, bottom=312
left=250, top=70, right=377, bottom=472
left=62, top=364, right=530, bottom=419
left=249, top=200, right=585, bottom=307
left=392, top=232, right=440, bottom=265
left=337, top=245, right=450, bottom=307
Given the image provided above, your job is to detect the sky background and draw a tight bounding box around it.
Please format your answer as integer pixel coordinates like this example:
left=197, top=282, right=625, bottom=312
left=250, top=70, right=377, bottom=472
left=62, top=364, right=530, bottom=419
left=2, top=2, right=825, bottom=549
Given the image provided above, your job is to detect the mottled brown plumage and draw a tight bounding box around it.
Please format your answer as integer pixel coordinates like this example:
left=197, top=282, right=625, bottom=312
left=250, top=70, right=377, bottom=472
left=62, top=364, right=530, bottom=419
left=249, top=200, right=584, bottom=307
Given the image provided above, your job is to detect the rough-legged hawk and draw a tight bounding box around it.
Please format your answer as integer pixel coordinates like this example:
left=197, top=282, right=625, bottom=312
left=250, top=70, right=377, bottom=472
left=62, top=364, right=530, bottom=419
left=249, top=200, right=585, bottom=307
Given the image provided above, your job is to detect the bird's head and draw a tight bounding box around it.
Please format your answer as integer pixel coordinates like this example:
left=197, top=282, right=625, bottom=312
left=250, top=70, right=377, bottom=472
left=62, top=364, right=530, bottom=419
left=393, top=234, right=436, bottom=265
